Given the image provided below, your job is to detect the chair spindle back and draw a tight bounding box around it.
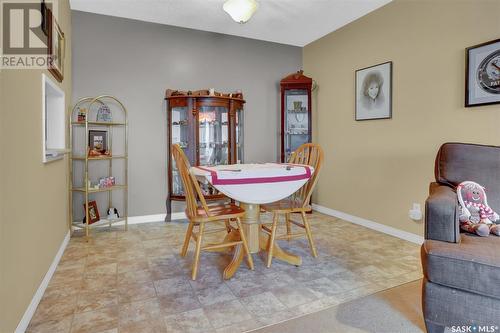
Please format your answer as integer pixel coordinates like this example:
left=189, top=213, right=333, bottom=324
left=171, top=144, right=210, bottom=218
left=288, top=143, right=324, bottom=208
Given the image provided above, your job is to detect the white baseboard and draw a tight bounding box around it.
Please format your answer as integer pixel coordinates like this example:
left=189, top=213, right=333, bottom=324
left=312, top=204, right=424, bottom=245
left=15, top=231, right=70, bottom=333
left=127, top=212, right=186, bottom=225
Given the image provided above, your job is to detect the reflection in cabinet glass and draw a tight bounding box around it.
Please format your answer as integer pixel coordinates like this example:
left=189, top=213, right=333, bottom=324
left=198, top=107, right=228, bottom=166
left=285, top=89, right=309, bottom=159
left=236, top=108, right=244, bottom=163
left=165, top=89, right=245, bottom=220
left=171, top=106, right=189, bottom=197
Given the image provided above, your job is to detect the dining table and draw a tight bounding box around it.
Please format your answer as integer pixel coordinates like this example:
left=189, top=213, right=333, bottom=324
left=191, top=162, right=314, bottom=279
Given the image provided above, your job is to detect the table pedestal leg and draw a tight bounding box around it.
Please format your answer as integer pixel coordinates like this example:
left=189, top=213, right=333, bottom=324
left=223, top=203, right=257, bottom=280
left=223, top=243, right=244, bottom=280
left=223, top=202, right=302, bottom=279
left=259, top=234, right=302, bottom=266
left=239, top=203, right=260, bottom=253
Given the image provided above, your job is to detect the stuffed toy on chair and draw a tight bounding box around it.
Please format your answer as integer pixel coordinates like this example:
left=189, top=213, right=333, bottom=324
left=457, top=181, right=500, bottom=237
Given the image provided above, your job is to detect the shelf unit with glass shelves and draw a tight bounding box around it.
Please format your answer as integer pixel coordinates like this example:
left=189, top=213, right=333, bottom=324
left=69, top=95, right=128, bottom=237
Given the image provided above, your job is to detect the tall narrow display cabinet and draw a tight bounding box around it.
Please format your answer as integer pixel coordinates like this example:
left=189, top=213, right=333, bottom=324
left=280, top=71, right=313, bottom=162
left=165, top=89, right=245, bottom=221
left=69, top=95, right=128, bottom=237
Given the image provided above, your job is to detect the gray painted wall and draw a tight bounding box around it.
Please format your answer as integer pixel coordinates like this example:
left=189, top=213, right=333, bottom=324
left=72, top=11, right=302, bottom=216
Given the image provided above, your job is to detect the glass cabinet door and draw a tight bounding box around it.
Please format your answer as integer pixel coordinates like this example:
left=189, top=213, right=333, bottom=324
left=198, top=106, right=229, bottom=166
left=171, top=106, right=189, bottom=196
left=236, top=109, right=244, bottom=163
left=284, top=89, right=310, bottom=161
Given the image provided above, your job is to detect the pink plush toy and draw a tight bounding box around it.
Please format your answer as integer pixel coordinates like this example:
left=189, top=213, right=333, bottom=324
left=457, top=181, right=500, bottom=237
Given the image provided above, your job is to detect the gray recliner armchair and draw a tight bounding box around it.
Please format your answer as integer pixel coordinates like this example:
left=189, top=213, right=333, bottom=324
left=421, top=143, right=500, bottom=332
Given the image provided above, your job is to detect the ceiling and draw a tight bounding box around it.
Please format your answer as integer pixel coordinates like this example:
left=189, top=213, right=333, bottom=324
left=69, top=0, right=391, bottom=47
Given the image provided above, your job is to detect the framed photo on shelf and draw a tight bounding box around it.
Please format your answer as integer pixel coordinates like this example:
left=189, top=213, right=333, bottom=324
left=83, top=201, right=100, bottom=224
left=88, top=130, right=108, bottom=156
left=47, top=9, right=65, bottom=82
left=355, top=61, right=392, bottom=121
left=465, top=38, right=500, bottom=107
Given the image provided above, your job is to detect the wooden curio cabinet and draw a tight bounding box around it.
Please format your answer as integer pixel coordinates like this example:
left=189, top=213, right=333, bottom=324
left=280, top=71, right=313, bottom=162
left=165, top=89, right=245, bottom=220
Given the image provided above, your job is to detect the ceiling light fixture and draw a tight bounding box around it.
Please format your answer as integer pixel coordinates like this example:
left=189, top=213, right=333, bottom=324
left=223, top=0, right=259, bottom=24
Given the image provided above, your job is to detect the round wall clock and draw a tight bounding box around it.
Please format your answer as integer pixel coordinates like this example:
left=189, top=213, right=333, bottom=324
left=477, top=50, right=500, bottom=94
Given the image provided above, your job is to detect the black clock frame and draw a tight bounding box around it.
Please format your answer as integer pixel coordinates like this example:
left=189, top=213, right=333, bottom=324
left=465, top=38, right=500, bottom=107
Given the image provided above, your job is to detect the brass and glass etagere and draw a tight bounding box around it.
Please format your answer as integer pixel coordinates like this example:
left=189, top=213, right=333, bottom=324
left=69, top=95, right=128, bottom=236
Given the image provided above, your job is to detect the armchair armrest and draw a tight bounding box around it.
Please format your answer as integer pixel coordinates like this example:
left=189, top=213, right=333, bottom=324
left=425, top=183, right=460, bottom=243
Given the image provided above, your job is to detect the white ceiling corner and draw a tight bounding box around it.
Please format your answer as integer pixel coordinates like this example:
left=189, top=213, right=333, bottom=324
left=69, top=0, right=392, bottom=47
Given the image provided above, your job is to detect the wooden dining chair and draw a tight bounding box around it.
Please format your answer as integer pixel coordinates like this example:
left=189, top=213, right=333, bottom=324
left=171, top=144, right=254, bottom=280
left=261, top=143, right=324, bottom=267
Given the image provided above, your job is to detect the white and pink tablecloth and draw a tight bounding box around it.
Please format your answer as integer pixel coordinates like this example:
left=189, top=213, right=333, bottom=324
left=191, top=163, right=314, bottom=204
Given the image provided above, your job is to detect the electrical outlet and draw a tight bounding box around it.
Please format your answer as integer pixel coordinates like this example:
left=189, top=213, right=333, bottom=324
left=409, top=203, right=422, bottom=221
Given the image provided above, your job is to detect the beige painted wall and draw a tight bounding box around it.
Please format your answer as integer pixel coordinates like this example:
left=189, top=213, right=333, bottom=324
left=304, top=0, right=500, bottom=236
left=0, top=60, right=4, bottom=331
left=0, top=0, right=72, bottom=331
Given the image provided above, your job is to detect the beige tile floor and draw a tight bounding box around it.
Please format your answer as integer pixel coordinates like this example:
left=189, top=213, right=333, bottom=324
left=255, top=279, right=425, bottom=333
left=27, top=212, right=422, bottom=333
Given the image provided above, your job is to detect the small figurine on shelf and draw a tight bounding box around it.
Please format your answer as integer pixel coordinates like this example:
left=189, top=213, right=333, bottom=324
left=107, top=207, right=120, bottom=220
left=77, top=107, right=86, bottom=122
left=98, top=176, right=116, bottom=188
left=87, top=180, right=100, bottom=190
left=96, top=104, right=112, bottom=122
left=88, top=147, right=101, bottom=157
left=233, top=90, right=243, bottom=99
left=88, top=147, right=111, bottom=157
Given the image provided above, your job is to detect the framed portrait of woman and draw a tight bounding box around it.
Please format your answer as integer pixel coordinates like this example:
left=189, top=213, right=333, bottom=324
left=355, top=61, right=392, bottom=121
left=465, top=38, right=500, bottom=107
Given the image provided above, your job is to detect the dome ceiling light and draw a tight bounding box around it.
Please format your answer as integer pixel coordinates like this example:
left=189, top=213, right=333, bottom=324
left=223, top=0, right=259, bottom=24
